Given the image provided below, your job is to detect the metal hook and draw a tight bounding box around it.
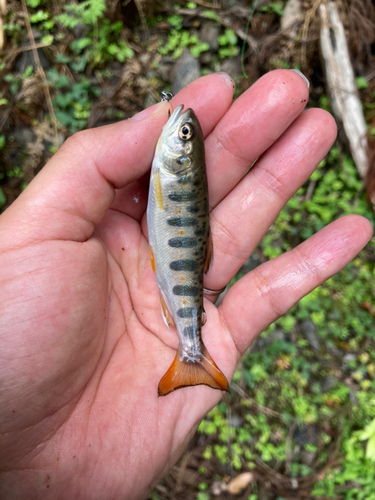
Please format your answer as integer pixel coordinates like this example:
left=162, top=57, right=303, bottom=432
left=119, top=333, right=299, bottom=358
left=160, top=91, right=173, bottom=103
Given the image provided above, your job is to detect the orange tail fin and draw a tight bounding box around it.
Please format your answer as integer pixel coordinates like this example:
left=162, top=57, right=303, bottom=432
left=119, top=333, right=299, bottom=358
left=158, top=347, right=229, bottom=396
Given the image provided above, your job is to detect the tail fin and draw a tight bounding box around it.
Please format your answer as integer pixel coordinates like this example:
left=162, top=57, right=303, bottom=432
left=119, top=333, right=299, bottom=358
left=158, top=347, right=229, bottom=396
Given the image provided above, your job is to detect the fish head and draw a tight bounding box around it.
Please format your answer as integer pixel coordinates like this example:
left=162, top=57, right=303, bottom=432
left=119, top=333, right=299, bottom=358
left=156, top=105, right=204, bottom=175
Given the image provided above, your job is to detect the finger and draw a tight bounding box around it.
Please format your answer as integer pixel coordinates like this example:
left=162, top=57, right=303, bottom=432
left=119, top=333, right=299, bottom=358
left=0, top=73, right=234, bottom=247
left=0, top=100, right=171, bottom=247
left=110, top=72, right=235, bottom=221
left=219, top=215, right=373, bottom=355
left=205, top=69, right=309, bottom=209
left=204, top=108, right=337, bottom=292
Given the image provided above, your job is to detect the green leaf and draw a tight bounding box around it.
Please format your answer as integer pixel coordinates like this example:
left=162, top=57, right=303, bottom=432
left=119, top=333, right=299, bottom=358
left=0, top=187, right=6, bottom=208
left=41, top=34, right=53, bottom=45
left=70, top=37, right=92, bottom=54
left=356, top=76, right=369, bottom=90
left=201, top=10, right=220, bottom=22
left=56, top=53, right=71, bottom=64
left=29, top=10, right=49, bottom=23
left=26, top=0, right=42, bottom=7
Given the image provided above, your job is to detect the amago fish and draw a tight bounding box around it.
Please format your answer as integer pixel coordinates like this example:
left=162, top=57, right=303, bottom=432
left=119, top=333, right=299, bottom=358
left=147, top=104, right=229, bottom=396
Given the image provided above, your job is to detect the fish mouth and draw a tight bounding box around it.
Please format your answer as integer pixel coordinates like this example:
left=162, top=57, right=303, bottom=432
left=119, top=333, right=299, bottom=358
left=164, top=104, right=193, bottom=133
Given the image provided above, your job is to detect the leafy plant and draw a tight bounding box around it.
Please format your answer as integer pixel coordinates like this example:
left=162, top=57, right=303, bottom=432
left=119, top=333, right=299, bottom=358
left=260, top=2, right=284, bottom=16
left=56, top=0, right=106, bottom=29
left=3, top=65, right=34, bottom=95
left=56, top=1, right=133, bottom=69
left=0, top=188, right=6, bottom=209
left=47, top=70, right=101, bottom=133
left=158, top=17, right=209, bottom=59
left=218, top=29, right=239, bottom=59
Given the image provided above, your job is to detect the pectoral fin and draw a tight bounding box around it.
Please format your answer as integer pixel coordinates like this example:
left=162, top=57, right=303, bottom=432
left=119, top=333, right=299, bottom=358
left=201, top=310, right=207, bottom=326
left=154, top=169, right=164, bottom=211
left=158, top=345, right=228, bottom=396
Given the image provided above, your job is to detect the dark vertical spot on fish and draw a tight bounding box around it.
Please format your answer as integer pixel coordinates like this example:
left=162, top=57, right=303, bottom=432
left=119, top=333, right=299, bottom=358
left=183, top=326, right=198, bottom=338
left=177, top=307, right=198, bottom=318
left=169, top=192, right=197, bottom=202
left=194, top=228, right=206, bottom=237
left=168, top=238, right=197, bottom=248
left=167, top=217, right=197, bottom=227
left=186, top=205, right=199, bottom=213
left=172, top=285, right=199, bottom=296
left=170, top=260, right=199, bottom=271
left=177, top=174, right=191, bottom=184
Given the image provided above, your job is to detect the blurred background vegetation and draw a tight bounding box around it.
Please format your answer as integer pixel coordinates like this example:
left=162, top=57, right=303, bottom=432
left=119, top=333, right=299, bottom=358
left=0, top=0, right=375, bottom=499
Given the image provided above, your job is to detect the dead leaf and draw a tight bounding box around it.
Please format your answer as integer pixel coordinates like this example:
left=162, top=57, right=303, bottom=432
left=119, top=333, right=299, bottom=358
left=227, top=472, right=254, bottom=494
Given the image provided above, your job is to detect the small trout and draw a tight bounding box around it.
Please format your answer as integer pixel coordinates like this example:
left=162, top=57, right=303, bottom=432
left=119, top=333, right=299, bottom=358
left=147, top=104, right=229, bottom=396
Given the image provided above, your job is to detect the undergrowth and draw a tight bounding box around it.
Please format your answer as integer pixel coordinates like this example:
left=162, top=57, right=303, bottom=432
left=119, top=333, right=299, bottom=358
left=1, top=1, right=375, bottom=499
left=199, top=147, right=375, bottom=499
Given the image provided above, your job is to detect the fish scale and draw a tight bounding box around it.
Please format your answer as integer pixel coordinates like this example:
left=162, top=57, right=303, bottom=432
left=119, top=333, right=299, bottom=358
left=147, top=104, right=228, bottom=396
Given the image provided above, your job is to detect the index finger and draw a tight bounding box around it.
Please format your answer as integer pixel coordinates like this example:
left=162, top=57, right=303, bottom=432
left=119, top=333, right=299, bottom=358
left=0, top=73, right=235, bottom=248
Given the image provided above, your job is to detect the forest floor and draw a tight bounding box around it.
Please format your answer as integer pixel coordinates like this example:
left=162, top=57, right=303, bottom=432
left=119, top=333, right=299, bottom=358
left=1, top=1, right=375, bottom=499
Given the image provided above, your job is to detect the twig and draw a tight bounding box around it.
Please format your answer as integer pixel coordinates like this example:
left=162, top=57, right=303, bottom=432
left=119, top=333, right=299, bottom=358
left=230, top=382, right=282, bottom=418
left=20, top=0, right=59, bottom=148
left=0, top=0, right=6, bottom=51
left=301, top=0, right=323, bottom=68
left=284, top=421, right=297, bottom=475
left=0, top=41, right=52, bottom=56
left=134, top=0, right=147, bottom=30
left=191, top=0, right=221, bottom=8
left=304, top=179, right=316, bottom=201
left=174, top=450, right=192, bottom=492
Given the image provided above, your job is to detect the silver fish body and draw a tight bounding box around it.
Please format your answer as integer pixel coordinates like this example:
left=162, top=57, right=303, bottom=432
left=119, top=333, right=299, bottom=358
left=147, top=105, right=228, bottom=396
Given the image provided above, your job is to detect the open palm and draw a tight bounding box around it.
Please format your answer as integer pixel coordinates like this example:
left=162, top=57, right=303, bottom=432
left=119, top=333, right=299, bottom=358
left=0, top=71, right=372, bottom=500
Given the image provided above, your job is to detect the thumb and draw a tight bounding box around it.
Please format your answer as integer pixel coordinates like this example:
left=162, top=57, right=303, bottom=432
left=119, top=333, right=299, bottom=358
left=0, top=100, right=171, bottom=246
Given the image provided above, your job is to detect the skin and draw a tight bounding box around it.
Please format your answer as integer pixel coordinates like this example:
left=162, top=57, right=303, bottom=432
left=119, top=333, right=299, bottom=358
left=0, top=70, right=372, bottom=500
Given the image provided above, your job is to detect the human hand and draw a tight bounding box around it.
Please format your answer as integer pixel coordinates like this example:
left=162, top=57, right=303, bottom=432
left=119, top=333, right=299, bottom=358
left=0, top=71, right=372, bottom=499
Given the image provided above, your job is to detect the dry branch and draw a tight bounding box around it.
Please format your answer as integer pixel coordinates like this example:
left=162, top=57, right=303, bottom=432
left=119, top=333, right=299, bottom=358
left=20, top=0, right=58, bottom=148
left=0, top=0, right=6, bottom=51
left=319, top=1, right=369, bottom=179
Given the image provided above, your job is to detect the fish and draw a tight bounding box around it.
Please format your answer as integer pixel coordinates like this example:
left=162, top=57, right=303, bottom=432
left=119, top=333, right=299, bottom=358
left=147, top=104, right=229, bottom=396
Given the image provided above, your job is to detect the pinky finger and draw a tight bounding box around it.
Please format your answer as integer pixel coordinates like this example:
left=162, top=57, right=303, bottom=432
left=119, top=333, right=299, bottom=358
left=220, top=215, right=373, bottom=355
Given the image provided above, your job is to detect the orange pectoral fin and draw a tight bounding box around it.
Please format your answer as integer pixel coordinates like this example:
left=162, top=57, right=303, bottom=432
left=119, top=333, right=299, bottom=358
left=203, top=227, right=213, bottom=274
left=158, top=346, right=228, bottom=396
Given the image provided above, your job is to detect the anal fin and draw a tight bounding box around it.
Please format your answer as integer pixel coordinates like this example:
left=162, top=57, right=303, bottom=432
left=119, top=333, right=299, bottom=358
left=158, top=345, right=228, bottom=396
left=160, top=292, right=175, bottom=329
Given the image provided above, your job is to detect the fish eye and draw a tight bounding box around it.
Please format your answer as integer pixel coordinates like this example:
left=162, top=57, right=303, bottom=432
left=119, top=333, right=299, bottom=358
left=178, top=123, right=194, bottom=141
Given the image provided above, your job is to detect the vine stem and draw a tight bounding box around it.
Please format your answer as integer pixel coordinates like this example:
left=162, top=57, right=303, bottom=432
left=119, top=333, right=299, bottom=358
left=20, top=0, right=59, bottom=149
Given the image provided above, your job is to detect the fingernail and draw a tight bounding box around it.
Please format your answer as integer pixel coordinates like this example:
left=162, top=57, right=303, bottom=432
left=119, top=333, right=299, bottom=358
left=131, top=101, right=171, bottom=122
left=290, top=69, right=310, bottom=89
left=217, top=72, right=236, bottom=92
